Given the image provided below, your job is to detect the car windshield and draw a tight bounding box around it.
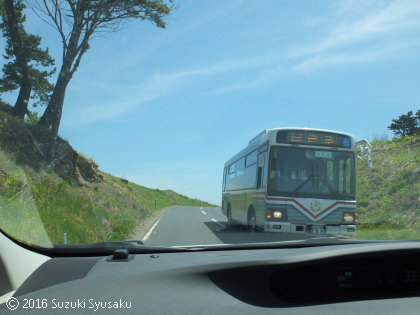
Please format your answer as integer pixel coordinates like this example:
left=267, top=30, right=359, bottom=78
left=0, top=0, right=419, bottom=251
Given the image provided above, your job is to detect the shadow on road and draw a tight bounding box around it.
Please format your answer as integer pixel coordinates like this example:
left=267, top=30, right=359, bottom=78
left=203, top=222, right=313, bottom=244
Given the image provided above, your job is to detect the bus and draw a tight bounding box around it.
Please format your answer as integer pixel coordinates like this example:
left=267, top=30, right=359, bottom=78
left=222, top=128, right=356, bottom=235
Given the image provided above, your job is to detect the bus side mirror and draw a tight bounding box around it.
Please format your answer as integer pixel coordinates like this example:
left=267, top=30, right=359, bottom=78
left=258, top=153, right=265, bottom=167
left=356, top=139, right=373, bottom=168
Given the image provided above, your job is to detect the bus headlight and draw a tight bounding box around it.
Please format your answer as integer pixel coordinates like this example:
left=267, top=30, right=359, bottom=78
left=343, top=213, right=355, bottom=223
left=273, top=211, right=283, bottom=219
left=266, top=209, right=286, bottom=220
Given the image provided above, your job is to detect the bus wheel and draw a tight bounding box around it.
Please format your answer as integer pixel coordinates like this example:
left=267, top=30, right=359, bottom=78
left=247, top=209, right=257, bottom=232
left=227, top=205, right=234, bottom=230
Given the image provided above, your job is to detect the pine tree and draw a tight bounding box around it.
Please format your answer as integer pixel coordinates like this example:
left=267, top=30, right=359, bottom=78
left=0, top=0, right=55, bottom=118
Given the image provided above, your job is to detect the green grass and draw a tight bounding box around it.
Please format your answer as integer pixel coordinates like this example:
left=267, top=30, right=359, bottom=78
left=0, top=103, right=214, bottom=245
left=354, top=226, right=420, bottom=240
left=0, top=162, right=214, bottom=245
left=1, top=102, right=418, bottom=244
left=355, top=137, right=419, bottom=234
left=0, top=150, right=51, bottom=246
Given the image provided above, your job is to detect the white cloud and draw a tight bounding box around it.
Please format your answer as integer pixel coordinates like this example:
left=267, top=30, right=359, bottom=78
left=293, top=41, right=418, bottom=74
left=64, top=55, right=270, bottom=126
left=62, top=0, right=420, bottom=127
left=64, top=95, right=157, bottom=127
left=152, top=55, right=269, bottom=81
left=209, top=68, right=282, bottom=95
left=290, top=0, right=420, bottom=72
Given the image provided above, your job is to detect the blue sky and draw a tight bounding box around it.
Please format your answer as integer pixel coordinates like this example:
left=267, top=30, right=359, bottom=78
left=2, top=0, right=420, bottom=205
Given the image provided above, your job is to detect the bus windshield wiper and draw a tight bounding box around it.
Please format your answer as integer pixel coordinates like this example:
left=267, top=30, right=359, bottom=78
left=291, top=174, right=313, bottom=194
left=317, top=177, right=338, bottom=194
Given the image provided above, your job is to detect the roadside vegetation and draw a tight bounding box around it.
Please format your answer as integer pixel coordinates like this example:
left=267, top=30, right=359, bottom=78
left=0, top=103, right=213, bottom=245
left=354, top=133, right=420, bottom=240
left=1, top=92, right=419, bottom=243
left=0, top=0, right=191, bottom=246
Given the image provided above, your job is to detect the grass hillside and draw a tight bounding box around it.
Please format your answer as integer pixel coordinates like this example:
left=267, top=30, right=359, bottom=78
left=1, top=101, right=418, bottom=243
left=0, top=103, right=213, bottom=246
left=355, top=137, right=420, bottom=239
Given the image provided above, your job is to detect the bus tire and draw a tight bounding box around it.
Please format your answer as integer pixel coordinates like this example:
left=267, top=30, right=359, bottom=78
left=227, top=205, right=234, bottom=230
left=247, top=208, right=257, bottom=232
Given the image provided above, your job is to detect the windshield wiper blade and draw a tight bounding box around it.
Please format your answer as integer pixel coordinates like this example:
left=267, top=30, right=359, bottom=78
left=170, top=237, right=370, bottom=251
left=291, top=175, right=313, bottom=194
left=38, top=241, right=196, bottom=256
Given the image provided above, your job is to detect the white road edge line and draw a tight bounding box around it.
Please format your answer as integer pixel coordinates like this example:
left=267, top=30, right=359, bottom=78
left=142, top=219, right=161, bottom=242
left=211, top=219, right=226, bottom=228
left=201, top=210, right=207, bottom=215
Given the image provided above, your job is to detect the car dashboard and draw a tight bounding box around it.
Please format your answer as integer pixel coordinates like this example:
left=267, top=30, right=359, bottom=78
left=1, top=238, right=420, bottom=314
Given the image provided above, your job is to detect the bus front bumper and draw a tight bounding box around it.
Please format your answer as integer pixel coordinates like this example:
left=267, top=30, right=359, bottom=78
left=264, top=222, right=356, bottom=235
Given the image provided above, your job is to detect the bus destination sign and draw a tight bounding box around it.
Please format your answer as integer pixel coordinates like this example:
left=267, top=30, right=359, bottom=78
left=276, top=130, right=352, bottom=148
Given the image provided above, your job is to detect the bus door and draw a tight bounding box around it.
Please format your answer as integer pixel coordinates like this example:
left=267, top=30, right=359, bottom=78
left=227, top=157, right=246, bottom=223
left=254, top=151, right=267, bottom=226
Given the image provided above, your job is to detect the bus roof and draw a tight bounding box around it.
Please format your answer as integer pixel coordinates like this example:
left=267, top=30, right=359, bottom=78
left=224, top=127, right=355, bottom=167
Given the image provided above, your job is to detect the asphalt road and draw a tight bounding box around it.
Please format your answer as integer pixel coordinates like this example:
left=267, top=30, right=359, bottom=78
left=141, top=206, right=314, bottom=247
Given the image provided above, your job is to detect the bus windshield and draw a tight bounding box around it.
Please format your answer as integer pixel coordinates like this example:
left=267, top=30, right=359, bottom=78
left=268, top=147, right=355, bottom=200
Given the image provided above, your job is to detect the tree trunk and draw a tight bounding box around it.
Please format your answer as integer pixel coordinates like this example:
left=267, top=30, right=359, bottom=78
left=39, top=23, right=84, bottom=160
left=39, top=99, right=54, bottom=127
left=14, top=73, right=32, bottom=117
left=42, top=70, right=71, bottom=160
left=39, top=65, right=72, bottom=126
left=40, top=25, right=82, bottom=129
left=3, top=0, right=32, bottom=119
left=39, top=70, right=67, bottom=128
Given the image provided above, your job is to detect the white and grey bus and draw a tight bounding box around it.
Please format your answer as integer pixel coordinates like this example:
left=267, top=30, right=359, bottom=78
left=222, top=128, right=356, bottom=235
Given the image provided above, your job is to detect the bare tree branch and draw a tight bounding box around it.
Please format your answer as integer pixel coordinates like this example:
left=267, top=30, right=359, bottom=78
left=26, top=1, right=59, bottom=31
left=31, top=0, right=174, bottom=155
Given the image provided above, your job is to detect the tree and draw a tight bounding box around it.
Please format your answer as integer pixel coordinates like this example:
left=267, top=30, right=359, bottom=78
left=388, top=110, right=420, bottom=137
left=1, top=0, right=32, bottom=118
left=0, top=0, right=55, bottom=118
left=29, top=0, right=174, bottom=158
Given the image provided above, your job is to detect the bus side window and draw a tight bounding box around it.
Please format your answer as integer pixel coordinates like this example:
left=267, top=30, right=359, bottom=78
left=257, top=153, right=266, bottom=188
left=222, top=167, right=227, bottom=191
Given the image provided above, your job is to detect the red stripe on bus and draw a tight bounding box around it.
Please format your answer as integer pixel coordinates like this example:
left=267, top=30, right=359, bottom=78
left=265, top=197, right=356, bottom=219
